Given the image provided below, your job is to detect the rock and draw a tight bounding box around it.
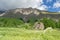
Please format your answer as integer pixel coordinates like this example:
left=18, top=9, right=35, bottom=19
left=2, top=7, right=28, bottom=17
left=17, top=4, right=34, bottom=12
left=33, top=22, right=44, bottom=30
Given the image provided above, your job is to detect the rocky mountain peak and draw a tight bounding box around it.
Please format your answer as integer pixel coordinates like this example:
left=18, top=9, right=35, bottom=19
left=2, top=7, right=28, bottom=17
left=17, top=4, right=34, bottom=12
left=12, top=7, right=40, bottom=15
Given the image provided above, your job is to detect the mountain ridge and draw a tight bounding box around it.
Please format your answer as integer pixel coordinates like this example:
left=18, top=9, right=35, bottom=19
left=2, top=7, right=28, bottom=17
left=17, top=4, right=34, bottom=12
left=0, top=7, right=60, bottom=22
left=0, top=8, right=60, bottom=22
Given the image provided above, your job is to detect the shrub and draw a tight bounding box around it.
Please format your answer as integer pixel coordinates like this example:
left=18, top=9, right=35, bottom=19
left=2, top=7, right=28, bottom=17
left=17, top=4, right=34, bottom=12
left=40, top=18, right=57, bottom=29
left=27, top=17, right=37, bottom=26
left=0, top=17, right=60, bottom=29
left=0, top=18, right=24, bottom=27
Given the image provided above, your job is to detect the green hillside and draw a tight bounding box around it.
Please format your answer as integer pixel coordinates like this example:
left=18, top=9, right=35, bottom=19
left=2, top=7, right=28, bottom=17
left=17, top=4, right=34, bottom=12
left=0, top=17, right=60, bottom=40
left=0, top=17, right=60, bottom=29
left=0, top=28, right=60, bottom=40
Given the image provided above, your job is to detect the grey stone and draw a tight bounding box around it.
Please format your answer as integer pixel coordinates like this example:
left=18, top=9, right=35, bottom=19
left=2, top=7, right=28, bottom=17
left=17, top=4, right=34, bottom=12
left=33, top=22, right=44, bottom=30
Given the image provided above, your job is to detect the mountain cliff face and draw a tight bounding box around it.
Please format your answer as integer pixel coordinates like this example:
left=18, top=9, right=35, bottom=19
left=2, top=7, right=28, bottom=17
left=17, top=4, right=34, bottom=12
left=0, top=7, right=60, bottom=22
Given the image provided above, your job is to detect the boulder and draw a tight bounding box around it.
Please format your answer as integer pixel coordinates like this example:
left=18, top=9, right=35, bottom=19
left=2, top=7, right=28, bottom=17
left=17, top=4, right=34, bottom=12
left=33, top=22, right=44, bottom=30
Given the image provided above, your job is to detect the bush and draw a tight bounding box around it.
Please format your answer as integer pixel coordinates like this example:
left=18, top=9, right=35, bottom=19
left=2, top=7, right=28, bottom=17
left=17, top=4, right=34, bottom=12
left=40, top=18, right=58, bottom=29
left=27, top=17, right=37, bottom=26
left=0, top=17, right=60, bottom=29
left=56, top=20, right=60, bottom=28
left=0, top=18, right=24, bottom=27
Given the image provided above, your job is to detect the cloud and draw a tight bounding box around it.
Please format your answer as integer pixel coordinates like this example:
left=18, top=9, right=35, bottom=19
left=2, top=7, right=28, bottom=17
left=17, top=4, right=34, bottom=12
left=37, top=5, right=48, bottom=10
left=58, top=11, right=60, bottom=12
left=53, top=0, right=60, bottom=8
left=56, top=0, right=60, bottom=2
left=0, top=0, right=45, bottom=10
left=46, top=0, right=52, bottom=2
left=53, top=2, right=60, bottom=8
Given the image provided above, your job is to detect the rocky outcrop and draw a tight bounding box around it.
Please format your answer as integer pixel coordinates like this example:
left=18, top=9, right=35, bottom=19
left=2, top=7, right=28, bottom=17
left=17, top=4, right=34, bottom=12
left=0, top=7, right=60, bottom=22
left=33, top=22, right=44, bottom=30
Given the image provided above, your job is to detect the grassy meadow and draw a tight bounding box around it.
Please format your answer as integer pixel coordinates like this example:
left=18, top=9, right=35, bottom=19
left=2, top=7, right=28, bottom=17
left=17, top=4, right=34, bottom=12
left=0, top=28, right=60, bottom=40
left=0, top=18, right=60, bottom=40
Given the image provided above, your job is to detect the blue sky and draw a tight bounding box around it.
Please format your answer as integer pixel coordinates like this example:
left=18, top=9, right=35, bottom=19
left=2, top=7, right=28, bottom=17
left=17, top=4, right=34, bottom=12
left=0, top=0, right=60, bottom=12
left=43, top=0, right=60, bottom=12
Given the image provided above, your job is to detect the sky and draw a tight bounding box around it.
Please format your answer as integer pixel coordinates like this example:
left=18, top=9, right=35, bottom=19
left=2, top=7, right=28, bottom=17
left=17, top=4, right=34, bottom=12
left=0, top=0, right=60, bottom=12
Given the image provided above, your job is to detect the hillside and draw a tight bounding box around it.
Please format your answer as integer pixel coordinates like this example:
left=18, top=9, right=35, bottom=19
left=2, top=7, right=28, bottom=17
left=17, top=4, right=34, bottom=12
left=0, top=28, right=60, bottom=40
left=0, top=8, right=60, bottom=40
left=0, top=7, right=60, bottom=22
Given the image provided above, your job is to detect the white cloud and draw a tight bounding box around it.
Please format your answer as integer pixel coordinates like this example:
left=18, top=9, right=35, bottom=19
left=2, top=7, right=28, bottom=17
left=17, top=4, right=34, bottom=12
left=53, top=0, right=60, bottom=8
left=53, top=2, right=60, bottom=8
left=0, top=0, right=45, bottom=10
left=58, top=11, right=60, bottom=12
left=46, top=0, right=52, bottom=2
left=37, top=5, right=48, bottom=10
left=56, top=0, right=60, bottom=2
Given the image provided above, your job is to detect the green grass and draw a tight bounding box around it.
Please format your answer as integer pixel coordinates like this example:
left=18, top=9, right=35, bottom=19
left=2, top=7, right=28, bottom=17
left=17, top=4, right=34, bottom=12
left=0, top=18, right=60, bottom=29
left=0, top=27, right=60, bottom=40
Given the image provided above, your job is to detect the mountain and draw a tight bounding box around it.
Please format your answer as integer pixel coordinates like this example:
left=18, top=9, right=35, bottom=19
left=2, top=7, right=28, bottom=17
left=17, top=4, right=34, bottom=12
left=0, top=10, right=5, bottom=14
left=0, top=7, right=60, bottom=22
